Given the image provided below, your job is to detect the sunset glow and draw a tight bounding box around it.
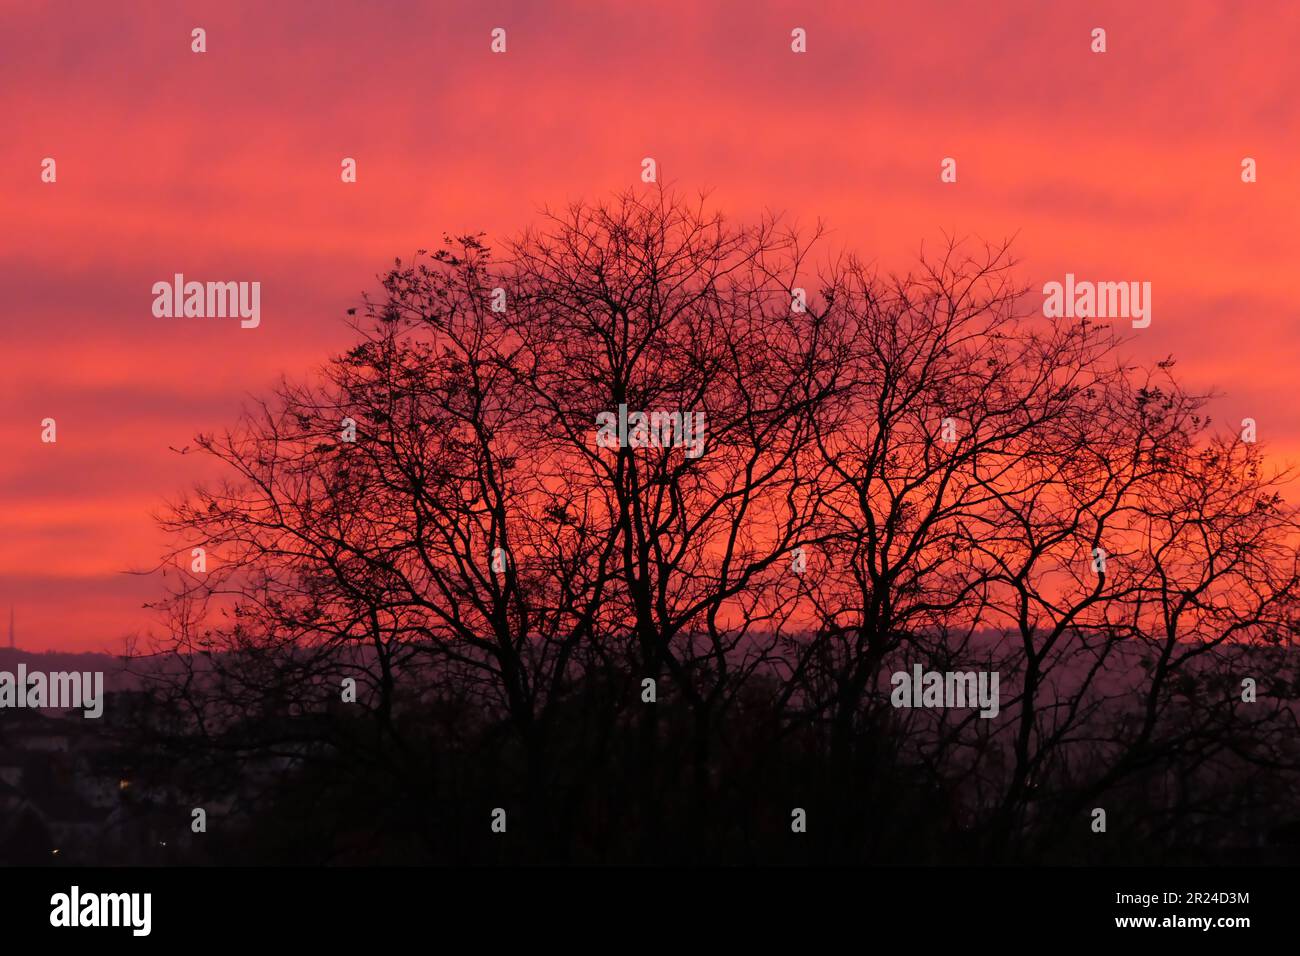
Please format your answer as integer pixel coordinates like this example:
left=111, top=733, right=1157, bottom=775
left=3, top=0, right=1298, bottom=650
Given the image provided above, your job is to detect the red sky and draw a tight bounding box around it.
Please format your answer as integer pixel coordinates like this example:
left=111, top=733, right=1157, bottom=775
left=2, top=0, right=1297, bottom=651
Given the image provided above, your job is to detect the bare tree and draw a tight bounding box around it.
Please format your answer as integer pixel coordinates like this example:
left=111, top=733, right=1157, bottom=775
left=142, top=188, right=1300, bottom=863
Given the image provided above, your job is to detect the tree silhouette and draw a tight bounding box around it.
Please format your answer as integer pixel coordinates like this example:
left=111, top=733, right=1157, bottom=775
left=142, top=188, right=1300, bottom=864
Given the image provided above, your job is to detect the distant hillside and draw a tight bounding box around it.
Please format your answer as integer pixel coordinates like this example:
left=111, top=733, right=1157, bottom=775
left=0, top=648, right=142, bottom=694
